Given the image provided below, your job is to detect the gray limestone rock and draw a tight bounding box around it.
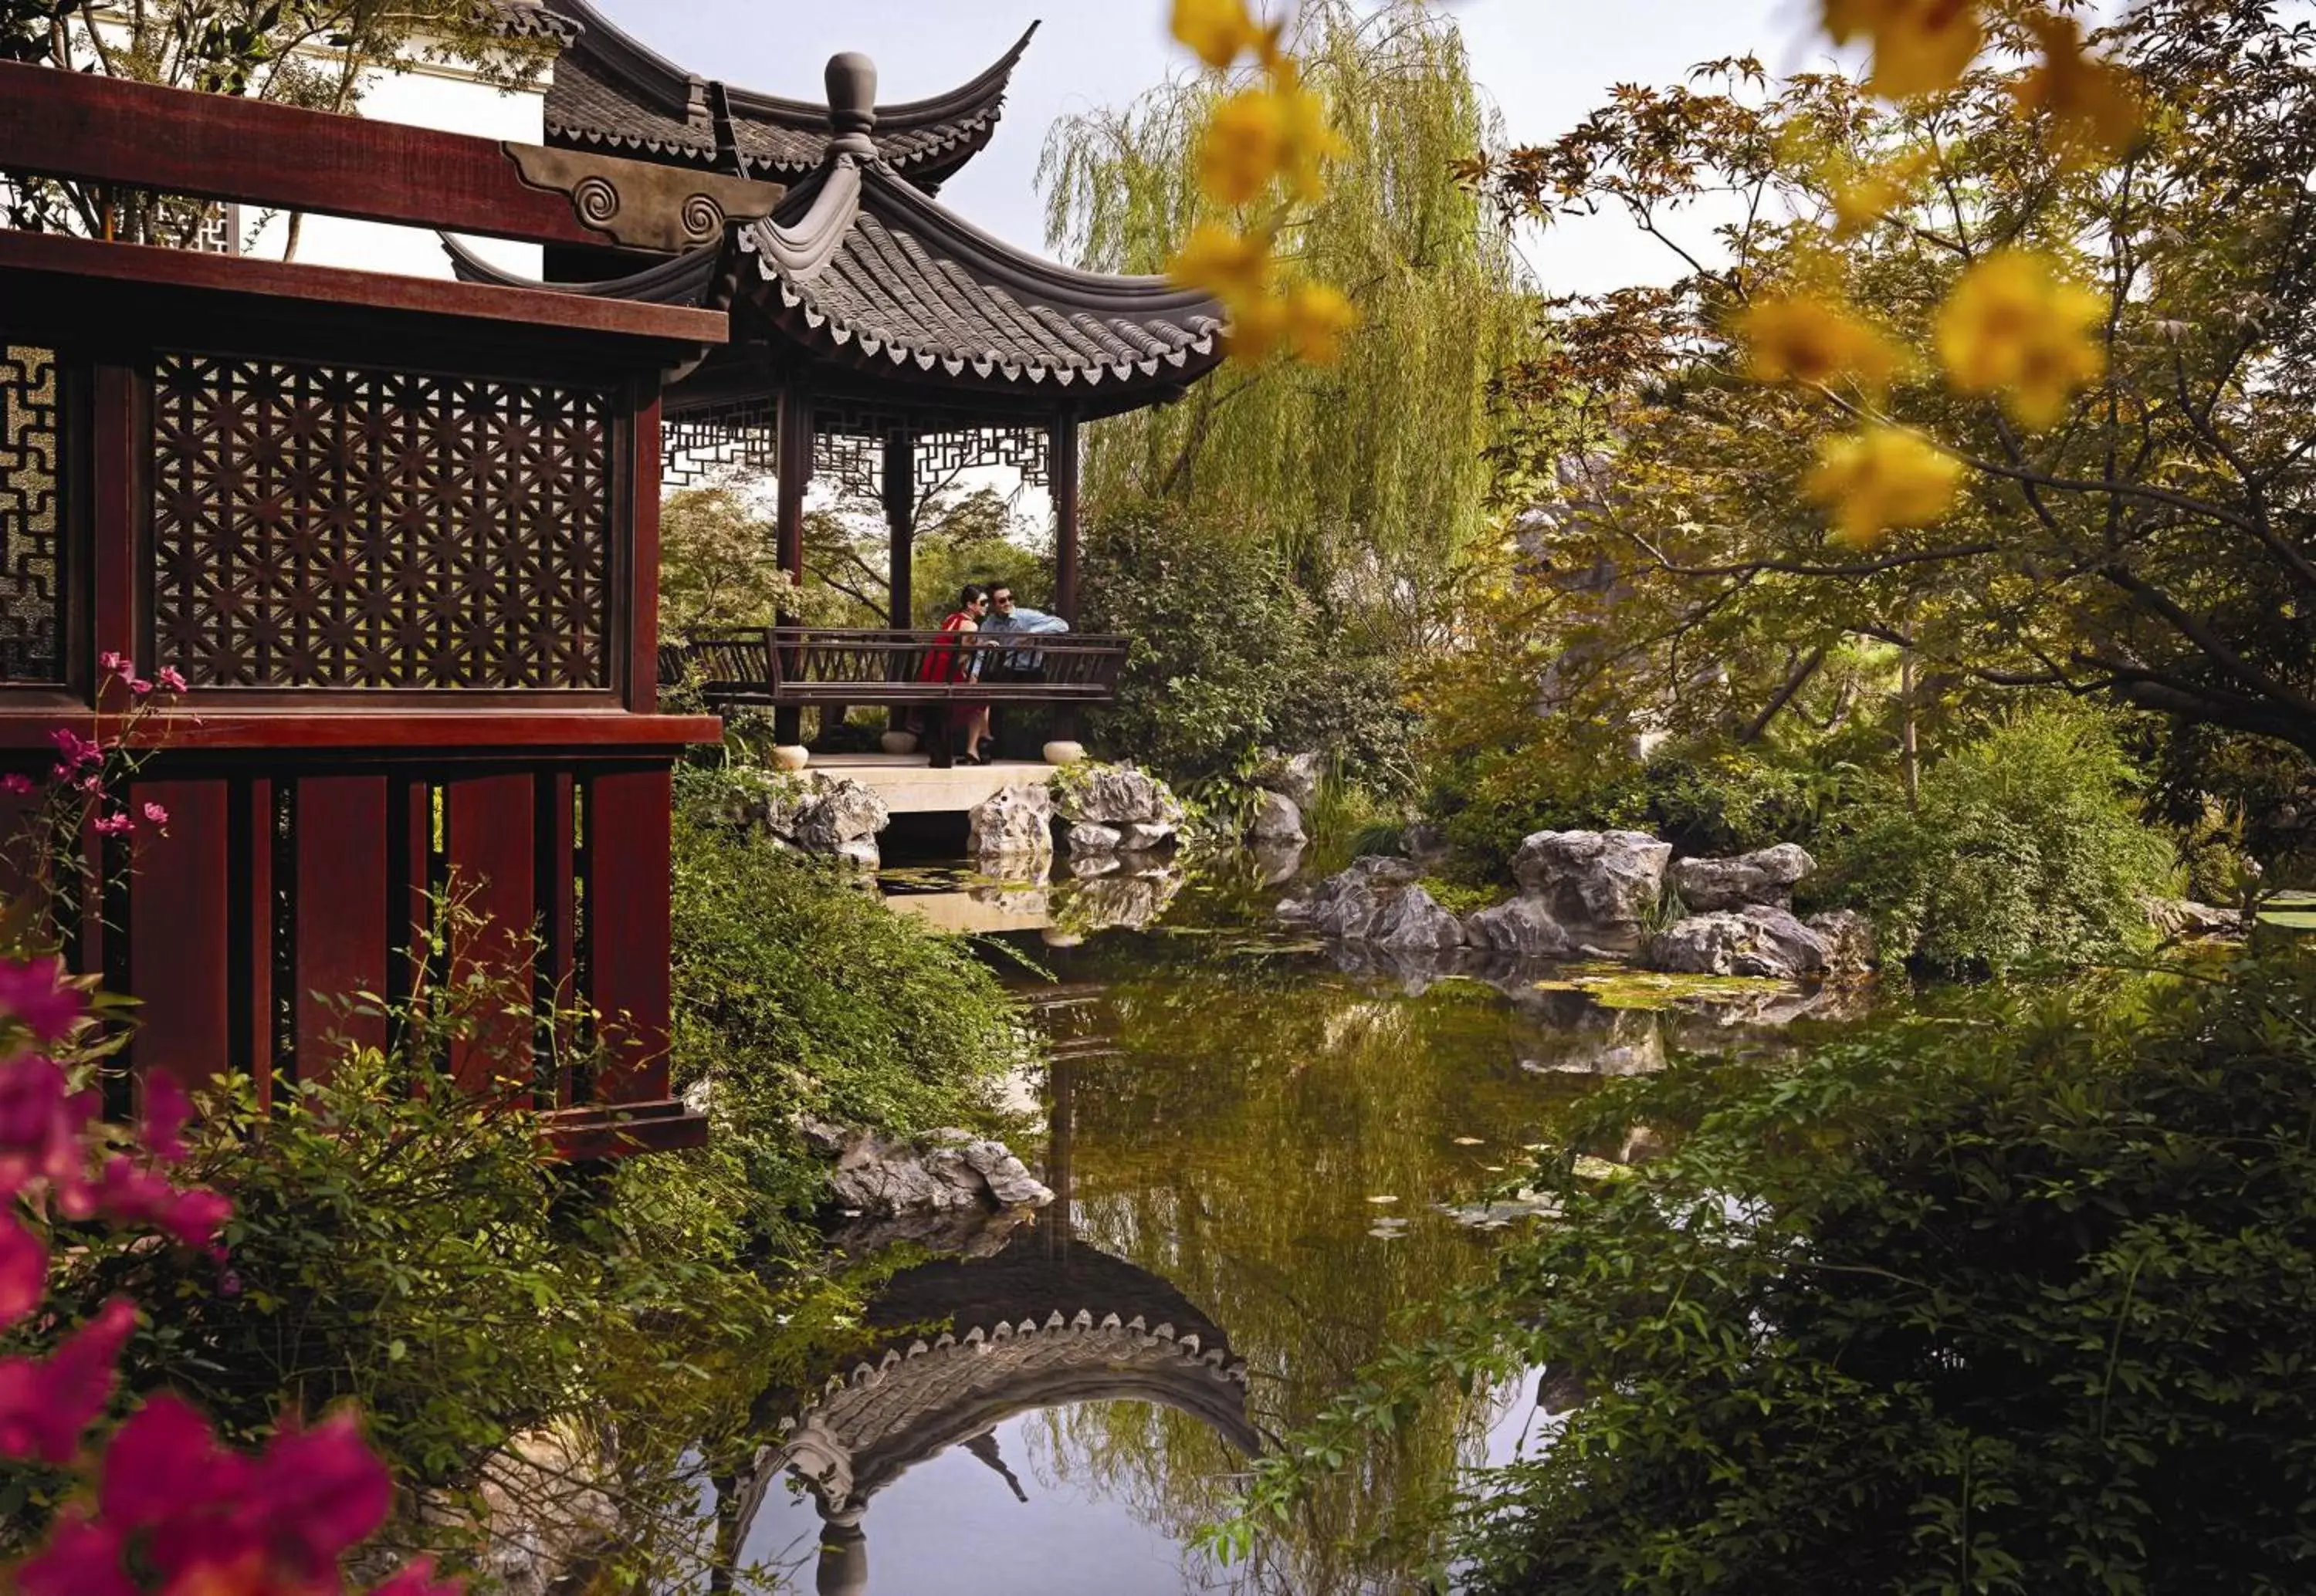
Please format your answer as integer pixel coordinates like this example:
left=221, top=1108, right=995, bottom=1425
left=1251, top=790, right=1307, bottom=845
left=810, top=1119, right=1055, bottom=1218
left=1510, top=830, right=1673, bottom=948
left=1250, top=840, right=1305, bottom=887
left=1067, top=821, right=1125, bottom=853
left=1803, top=908, right=1879, bottom=976
left=1277, top=856, right=1462, bottom=948
left=2147, top=897, right=2243, bottom=940
left=1119, top=820, right=1179, bottom=850
left=1463, top=895, right=1576, bottom=955
left=1670, top=843, right=1817, bottom=911
left=1257, top=750, right=1326, bottom=810
left=787, top=776, right=889, bottom=866
left=1055, top=763, right=1185, bottom=829
left=1644, top=904, right=1830, bottom=980
left=968, top=783, right=1055, bottom=857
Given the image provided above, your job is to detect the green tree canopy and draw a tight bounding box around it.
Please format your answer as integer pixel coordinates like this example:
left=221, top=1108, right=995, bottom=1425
left=1041, top=0, right=1531, bottom=623
left=1472, top=1, right=2316, bottom=763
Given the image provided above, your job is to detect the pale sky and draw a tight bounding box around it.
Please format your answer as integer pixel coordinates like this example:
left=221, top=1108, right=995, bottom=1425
left=591, top=0, right=1833, bottom=296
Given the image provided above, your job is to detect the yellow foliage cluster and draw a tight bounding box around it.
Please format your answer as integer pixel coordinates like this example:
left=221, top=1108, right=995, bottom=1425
left=1752, top=2, right=2142, bottom=543
left=1163, top=0, right=1358, bottom=363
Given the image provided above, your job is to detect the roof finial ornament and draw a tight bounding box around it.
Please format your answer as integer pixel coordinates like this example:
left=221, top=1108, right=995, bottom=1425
left=825, top=52, right=879, bottom=156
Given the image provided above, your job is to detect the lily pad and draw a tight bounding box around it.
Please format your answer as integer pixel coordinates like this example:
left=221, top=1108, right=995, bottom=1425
left=1535, top=962, right=1792, bottom=1012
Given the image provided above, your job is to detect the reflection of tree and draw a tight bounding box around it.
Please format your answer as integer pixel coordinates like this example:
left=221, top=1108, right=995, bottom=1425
left=1016, top=948, right=1569, bottom=1591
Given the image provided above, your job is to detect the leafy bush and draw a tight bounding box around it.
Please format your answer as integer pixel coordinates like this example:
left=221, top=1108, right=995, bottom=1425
left=668, top=768, right=1031, bottom=1240
left=1081, top=499, right=1416, bottom=795
left=1824, top=706, right=2179, bottom=971
left=1229, top=952, right=2316, bottom=1594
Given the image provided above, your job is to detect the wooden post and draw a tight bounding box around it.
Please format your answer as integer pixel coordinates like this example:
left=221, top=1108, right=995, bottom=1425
left=1050, top=412, right=1083, bottom=743
left=882, top=429, right=915, bottom=629
left=774, top=375, right=813, bottom=746
left=1051, top=411, right=1082, bottom=626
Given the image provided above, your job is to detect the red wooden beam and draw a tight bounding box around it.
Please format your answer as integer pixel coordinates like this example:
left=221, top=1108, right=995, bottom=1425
left=0, top=59, right=659, bottom=251
left=0, top=232, right=726, bottom=348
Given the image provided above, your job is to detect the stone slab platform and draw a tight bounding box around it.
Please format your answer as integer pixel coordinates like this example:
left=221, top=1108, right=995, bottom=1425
left=809, top=752, right=1055, bottom=816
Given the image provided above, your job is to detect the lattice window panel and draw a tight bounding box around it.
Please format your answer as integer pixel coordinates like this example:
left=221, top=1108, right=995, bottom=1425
left=815, top=421, right=1049, bottom=502
left=151, top=354, right=612, bottom=691
left=662, top=401, right=777, bottom=488
left=0, top=346, right=65, bottom=684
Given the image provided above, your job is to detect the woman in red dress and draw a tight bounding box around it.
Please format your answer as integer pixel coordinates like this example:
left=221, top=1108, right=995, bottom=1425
left=918, top=583, right=992, bottom=765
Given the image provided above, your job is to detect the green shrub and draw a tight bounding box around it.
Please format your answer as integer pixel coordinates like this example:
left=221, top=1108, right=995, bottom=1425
left=668, top=767, right=1031, bottom=1241
left=1824, top=706, right=2179, bottom=971
left=1227, top=952, right=2316, bottom=1594
left=17, top=923, right=784, bottom=1568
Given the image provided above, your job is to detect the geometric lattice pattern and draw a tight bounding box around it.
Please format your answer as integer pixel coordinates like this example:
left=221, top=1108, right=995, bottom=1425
left=0, top=346, right=65, bottom=684
left=662, top=401, right=777, bottom=489
left=816, top=423, right=1049, bottom=500
left=151, top=353, right=612, bottom=689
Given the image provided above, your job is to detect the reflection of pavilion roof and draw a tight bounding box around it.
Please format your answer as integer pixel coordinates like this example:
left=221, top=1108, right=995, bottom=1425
left=750, top=1227, right=1257, bottom=1523
left=534, top=0, right=1034, bottom=191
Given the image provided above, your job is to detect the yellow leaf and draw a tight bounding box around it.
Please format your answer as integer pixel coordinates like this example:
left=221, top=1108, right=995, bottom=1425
left=1199, top=89, right=1290, bottom=207
left=1822, top=0, right=1982, bottom=102
left=2013, top=12, right=2141, bottom=163
left=1166, top=222, right=1272, bottom=306
left=1935, top=249, right=2107, bottom=429
left=1803, top=425, right=1962, bottom=546
left=1739, top=293, right=1905, bottom=392
left=1173, top=0, right=1263, bottom=70
left=1283, top=281, right=1359, bottom=363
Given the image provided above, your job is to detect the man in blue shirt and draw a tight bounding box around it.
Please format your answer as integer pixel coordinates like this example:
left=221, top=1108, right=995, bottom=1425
left=976, top=583, right=1069, bottom=759
left=980, top=583, right=1069, bottom=673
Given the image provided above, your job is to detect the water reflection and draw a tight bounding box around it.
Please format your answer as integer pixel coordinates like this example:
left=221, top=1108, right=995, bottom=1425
left=726, top=1216, right=1258, bottom=1595
left=705, top=859, right=1882, bottom=1594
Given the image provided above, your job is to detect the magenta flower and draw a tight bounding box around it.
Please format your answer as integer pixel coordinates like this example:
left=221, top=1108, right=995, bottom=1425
left=0, top=774, right=32, bottom=796
left=96, top=652, right=131, bottom=681
left=83, top=1157, right=231, bottom=1252
left=137, top=1076, right=193, bottom=1167
left=0, top=1296, right=134, bottom=1462
left=0, top=1055, right=95, bottom=1197
left=0, top=1212, right=46, bottom=1332
left=0, top=957, right=87, bottom=1042
left=12, top=1517, right=136, bottom=1596
left=91, top=812, right=134, bottom=837
left=155, top=666, right=188, bottom=694
left=46, top=727, right=100, bottom=771
left=94, top=1393, right=238, bottom=1530
left=372, top=1558, right=464, bottom=1596
left=141, top=800, right=170, bottom=827
left=128, top=679, right=153, bottom=698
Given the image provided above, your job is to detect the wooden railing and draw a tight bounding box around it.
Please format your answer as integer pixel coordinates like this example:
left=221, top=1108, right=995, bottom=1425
left=665, top=626, right=1130, bottom=708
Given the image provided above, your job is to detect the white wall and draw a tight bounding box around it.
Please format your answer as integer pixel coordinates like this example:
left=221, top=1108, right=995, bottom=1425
left=243, top=58, right=548, bottom=281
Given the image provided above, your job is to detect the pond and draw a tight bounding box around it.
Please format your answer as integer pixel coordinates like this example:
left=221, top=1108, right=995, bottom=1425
left=716, top=855, right=1879, bottom=1595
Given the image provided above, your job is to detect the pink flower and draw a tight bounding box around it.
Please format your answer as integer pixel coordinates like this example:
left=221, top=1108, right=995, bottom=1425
left=0, top=774, right=32, bottom=796
left=250, top=1412, right=396, bottom=1576
left=95, top=1393, right=237, bottom=1530
left=91, top=812, right=134, bottom=837
left=138, top=1076, right=193, bottom=1167
left=96, top=652, right=132, bottom=681
left=13, top=1516, right=135, bottom=1596
left=0, top=1212, right=46, bottom=1332
left=0, top=958, right=86, bottom=1042
left=141, top=800, right=170, bottom=827
left=84, top=1156, right=231, bottom=1251
left=155, top=666, right=188, bottom=694
left=371, top=1557, right=463, bottom=1596
left=0, top=1055, right=95, bottom=1197
left=46, top=727, right=100, bottom=770
left=128, top=679, right=154, bottom=698
left=0, top=1296, right=134, bottom=1462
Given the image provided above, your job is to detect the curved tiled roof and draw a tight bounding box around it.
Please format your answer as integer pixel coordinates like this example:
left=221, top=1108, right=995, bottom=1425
left=535, top=0, right=1033, bottom=188
left=736, top=155, right=1224, bottom=408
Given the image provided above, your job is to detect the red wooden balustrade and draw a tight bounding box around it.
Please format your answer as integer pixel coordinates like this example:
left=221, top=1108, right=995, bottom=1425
left=0, top=69, right=730, bottom=1155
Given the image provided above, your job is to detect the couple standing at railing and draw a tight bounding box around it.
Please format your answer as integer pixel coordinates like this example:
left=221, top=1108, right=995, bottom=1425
left=916, top=580, right=1068, bottom=766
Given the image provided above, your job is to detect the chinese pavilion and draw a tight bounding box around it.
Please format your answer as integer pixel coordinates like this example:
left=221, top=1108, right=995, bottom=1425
left=0, top=4, right=1227, bottom=1148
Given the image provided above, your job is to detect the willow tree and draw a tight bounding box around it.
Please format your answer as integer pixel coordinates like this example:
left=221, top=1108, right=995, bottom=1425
left=1039, top=0, right=1528, bottom=616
